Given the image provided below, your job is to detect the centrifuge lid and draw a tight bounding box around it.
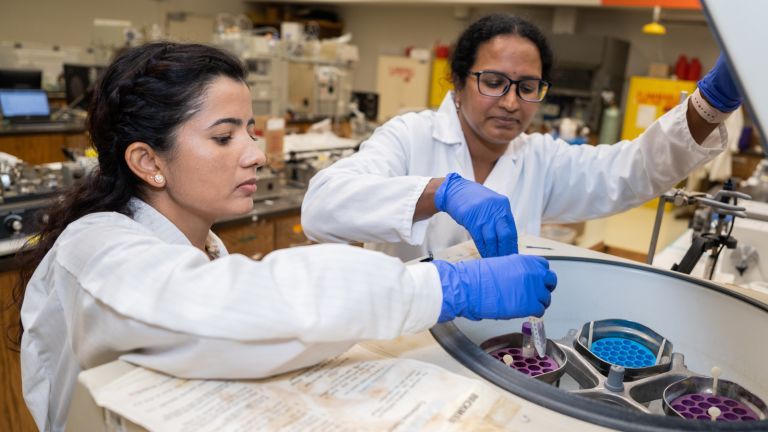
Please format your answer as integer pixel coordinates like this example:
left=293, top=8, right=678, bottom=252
left=702, top=0, right=768, bottom=155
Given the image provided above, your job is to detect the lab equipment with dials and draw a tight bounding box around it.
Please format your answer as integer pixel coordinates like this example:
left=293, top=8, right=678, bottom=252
left=211, top=17, right=358, bottom=120
left=0, top=156, right=85, bottom=246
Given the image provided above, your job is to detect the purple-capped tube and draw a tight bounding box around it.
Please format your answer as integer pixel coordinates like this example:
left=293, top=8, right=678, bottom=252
left=522, top=322, right=535, bottom=359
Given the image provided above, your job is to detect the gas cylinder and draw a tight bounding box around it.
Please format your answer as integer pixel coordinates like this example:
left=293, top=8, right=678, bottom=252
left=674, top=55, right=689, bottom=80
left=687, top=57, right=702, bottom=81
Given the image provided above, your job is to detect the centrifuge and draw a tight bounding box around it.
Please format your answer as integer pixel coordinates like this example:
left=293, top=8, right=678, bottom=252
left=364, top=235, right=768, bottom=431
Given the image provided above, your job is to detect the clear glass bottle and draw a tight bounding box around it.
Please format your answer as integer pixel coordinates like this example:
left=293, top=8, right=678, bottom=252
left=522, top=322, right=535, bottom=359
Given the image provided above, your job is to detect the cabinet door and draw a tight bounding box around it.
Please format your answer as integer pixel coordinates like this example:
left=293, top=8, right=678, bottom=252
left=214, top=219, right=275, bottom=260
left=274, top=214, right=310, bottom=250
left=63, top=132, right=90, bottom=152
left=0, top=271, right=37, bottom=432
left=0, top=132, right=88, bottom=164
left=0, top=134, right=67, bottom=164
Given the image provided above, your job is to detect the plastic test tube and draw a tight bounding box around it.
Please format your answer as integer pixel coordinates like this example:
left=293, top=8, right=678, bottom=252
left=522, top=322, right=535, bottom=359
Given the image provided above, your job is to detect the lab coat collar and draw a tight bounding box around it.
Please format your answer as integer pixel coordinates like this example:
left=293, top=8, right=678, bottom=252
left=129, top=198, right=193, bottom=247
left=432, top=92, right=465, bottom=146
left=128, top=198, right=226, bottom=256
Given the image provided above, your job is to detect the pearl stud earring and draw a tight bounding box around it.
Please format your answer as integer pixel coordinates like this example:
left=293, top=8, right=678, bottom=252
left=153, top=173, right=165, bottom=184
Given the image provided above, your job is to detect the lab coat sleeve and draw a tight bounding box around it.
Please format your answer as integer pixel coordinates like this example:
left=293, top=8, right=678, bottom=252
left=539, top=100, right=727, bottom=222
left=301, top=115, right=432, bottom=245
left=58, top=221, right=442, bottom=379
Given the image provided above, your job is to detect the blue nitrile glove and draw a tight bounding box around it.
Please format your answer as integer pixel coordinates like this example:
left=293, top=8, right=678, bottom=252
left=698, top=55, right=742, bottom=112
left=434, top=173, right=518, bottom=257
left=433, top=255, right=557, bottom=322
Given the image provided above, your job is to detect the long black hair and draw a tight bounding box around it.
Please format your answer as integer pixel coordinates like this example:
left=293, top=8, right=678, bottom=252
left=12, top=42, right=247, bottom=344
left=450, top=13, right=554, bottom=90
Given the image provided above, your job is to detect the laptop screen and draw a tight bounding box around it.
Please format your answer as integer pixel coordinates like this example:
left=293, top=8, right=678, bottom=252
left=0, top=89, right=51, bottom=119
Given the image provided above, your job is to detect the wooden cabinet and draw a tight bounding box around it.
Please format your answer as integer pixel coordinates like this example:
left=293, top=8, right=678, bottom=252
left=62, top=133, right=89, bottom=152
left=0, top=131, right=89, bottom=165
left=213, top=211, right=310, bottom=259
left=274, top=214, right=310, bottom=249
left=214, top=218, right=276, bottom=260
left=0, top=271, right=36, bottom=432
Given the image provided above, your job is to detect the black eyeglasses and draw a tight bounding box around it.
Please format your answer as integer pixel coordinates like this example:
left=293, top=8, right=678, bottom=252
left=470, top=71, right=551, bottom=102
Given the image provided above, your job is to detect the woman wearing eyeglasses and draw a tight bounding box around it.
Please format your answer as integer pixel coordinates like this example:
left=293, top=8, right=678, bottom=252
left=302, top=13, right=741, bottom=262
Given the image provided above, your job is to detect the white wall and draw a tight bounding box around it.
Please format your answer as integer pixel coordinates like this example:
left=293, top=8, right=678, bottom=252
left=0, top=2, right=720, bottom=99
left=576, top=8, right=719, bottom=80
left=0, top=1, right=719, bottom=77
left=0, top=0, right=248, bottom=48
left=340, top=4, right=554, bottom=93
left=338, top=5, right=719, bottom=93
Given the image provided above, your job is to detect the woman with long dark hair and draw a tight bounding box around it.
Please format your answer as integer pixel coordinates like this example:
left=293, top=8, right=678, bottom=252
left=17, top=41, right=556, bottom=431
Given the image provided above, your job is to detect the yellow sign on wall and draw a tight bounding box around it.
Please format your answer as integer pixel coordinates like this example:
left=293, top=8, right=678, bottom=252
left=621, top=76, right=696, bottom=140
left=429, top=58, right=453, bottom=108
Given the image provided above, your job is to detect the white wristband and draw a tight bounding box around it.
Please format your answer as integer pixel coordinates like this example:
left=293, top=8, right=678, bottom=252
left=690, top=88, right=731, bottom=124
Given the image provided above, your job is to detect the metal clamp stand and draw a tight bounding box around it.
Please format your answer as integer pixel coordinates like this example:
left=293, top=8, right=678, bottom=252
left=670, top=229, right=736, bottom=275
left=646, top=182, right=751, bottom=279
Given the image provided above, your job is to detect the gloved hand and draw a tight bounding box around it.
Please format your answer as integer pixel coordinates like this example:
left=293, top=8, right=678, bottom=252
left=434, top=173, right=518, bottom=257
left=698, top=54, right=742, bottom=112
left=433, top=255, right=557, bottom=322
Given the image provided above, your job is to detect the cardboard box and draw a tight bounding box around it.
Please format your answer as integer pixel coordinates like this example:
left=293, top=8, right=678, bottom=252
left=647, top=63, right=670, bottom=78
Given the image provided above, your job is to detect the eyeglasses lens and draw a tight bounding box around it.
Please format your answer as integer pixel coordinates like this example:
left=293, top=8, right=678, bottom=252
left=477, top=72, right=548, bottom=102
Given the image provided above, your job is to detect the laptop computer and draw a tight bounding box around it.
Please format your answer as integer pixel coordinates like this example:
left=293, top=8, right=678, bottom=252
left=0, top=89, right=54, bottom=124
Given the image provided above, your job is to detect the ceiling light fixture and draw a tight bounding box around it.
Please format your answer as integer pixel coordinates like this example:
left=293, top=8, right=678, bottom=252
left=643, top=5, right=667, bottom=35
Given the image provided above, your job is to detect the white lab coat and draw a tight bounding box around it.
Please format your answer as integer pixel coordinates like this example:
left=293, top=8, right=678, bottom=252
left=302, top=93, right=727, bottom=261
left=20, top=198, right=441, bottom=432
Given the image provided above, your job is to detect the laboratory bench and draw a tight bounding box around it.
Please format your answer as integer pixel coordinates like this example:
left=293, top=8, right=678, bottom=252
left=0, top=122, right=89, bottom=165
left=0, top=122, right=85, bottom=136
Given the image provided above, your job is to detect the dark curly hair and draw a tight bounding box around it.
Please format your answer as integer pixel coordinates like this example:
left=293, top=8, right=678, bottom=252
left=450, top=13, right=554, bottom=90
left=11, top=41, right=247, bottom=345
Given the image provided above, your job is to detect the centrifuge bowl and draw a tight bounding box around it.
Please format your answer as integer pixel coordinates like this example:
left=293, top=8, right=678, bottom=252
left=431, top=256, right=768, bottom=431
